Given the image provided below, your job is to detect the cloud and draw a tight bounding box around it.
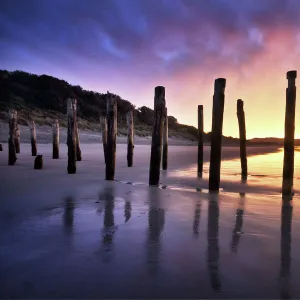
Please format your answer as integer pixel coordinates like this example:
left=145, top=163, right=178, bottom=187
left=1, top=0, right=300, bottom=138
left=1, top=0, right=299, bottom=76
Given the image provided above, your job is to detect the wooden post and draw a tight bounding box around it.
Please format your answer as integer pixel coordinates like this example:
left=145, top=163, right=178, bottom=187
left=52, top=119, right=59, bottom=159
left=127, top=110, right=134, bottom=167
left=149, top=86, right=166, bottom=185
left=100, top=116, right=108, bottom=164
left=29, top=120, right=37, bottom=156
left=67, top=98, right=76, bottom=174
left=34, top=155, right=43, bottom=169
left=15, top=123, right=20, bottom=153
left=8, top=109, right=17, bottom=165
left=282, top=70, right=297, bottom=197
left=209, top=78, right=226, bottom=191
left=197, top=105, right=203, bottom=178
left=73, top=99, right=82, bottom=161
left=162, top=107, right=168, bottom=170
left=237, top=99, right=247, bottom=179
left=106, top=94, right=117, bottom=180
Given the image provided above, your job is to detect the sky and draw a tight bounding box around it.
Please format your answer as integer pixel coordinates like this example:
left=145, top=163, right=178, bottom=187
left=1, top=0, right=300, bottom=138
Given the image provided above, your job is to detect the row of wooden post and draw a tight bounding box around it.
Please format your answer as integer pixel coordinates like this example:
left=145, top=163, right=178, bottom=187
left=5, top=70, right=297, bottom=198
left=196, top=70, right=297, bottom=197
left=198, top=95, right=247, bottom=182
left=7, top=111, right=60, bottom=165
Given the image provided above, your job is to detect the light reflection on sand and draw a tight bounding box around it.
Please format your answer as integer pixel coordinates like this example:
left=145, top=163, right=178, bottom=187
left=169, top=147, right=300, bottom=193
left=1, top=143, right=300, bottom=298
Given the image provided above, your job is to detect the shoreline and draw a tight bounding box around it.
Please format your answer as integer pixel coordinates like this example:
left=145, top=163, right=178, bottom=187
left=0, top=121, right=283, bottom=147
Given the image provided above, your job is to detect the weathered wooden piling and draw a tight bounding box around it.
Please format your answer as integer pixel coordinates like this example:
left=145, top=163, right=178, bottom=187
left=8, top=109, right=17, bottom=165
left=15, top=123, right=20, bottom=153
left=197, top=105, right=203, bottom=178
left=29, top=120, right=37, bottom=156
left=209, top=78, right=226, bottom=191
left=73, top=99, right=82, bottom=161
left=162, top=107, right=168, bottom=170
left=105, top=94, right=117, bottom=180
left=52, top=119, right=59, bottom=159
left=149, top=86, right=166, bottom=185
left=100, top=116, right=108, bottom=164
left=67, top=98, right=76, bottom=174
left=127, top=110, right=134, bottom=167
left=237, top=99, right=247, bottom=179
left=34, top=155, right=43, bottom=169
left=282, top=71, right=297, bottom=197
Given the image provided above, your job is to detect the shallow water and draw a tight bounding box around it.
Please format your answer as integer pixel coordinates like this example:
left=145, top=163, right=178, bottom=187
left=169, top=147, right=300, bottom=194
left=1, top=144, right=299, bottom=298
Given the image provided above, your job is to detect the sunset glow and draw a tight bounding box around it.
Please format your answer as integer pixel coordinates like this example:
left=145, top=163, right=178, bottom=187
left=1, top=0, right=300, bottom=138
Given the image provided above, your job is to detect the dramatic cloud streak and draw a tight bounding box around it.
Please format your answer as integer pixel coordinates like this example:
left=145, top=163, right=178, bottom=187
left=1, top=0, right=300, bottom=137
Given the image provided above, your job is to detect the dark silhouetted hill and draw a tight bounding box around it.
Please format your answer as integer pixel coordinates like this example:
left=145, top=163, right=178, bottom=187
left=0, top=69, right=291, bottom=145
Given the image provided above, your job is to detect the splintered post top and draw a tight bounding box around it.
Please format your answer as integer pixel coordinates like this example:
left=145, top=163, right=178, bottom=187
left=67, top=98, right=76, bottom=115
left=214, top=78, right=226, bottom=92
left=237, top=99, right=244, bottom=110
left=8, top=109, right=17, bottom=119
left=287, top=70, right=297, bottom=79
left=154, top=86, right=165, bottom=107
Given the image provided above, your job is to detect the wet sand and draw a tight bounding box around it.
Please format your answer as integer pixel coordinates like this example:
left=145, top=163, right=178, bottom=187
left=1, top=143, right=299, bottom=299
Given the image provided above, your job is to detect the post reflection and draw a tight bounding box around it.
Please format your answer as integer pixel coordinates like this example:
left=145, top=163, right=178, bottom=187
left=100, top=186, right=116, bottom=262
left=231, top=193, right=245, bottom=253
left=124, top=201, right=132, bottom=223
left=147, top=188, right=165, bottom=276
left=193, top=200, right=201, bottom=238
left=207, top=193, right=221, bottom=293
left=280, top=198, right=293, bottom=299
left=63, top=197, right=75, bottom=234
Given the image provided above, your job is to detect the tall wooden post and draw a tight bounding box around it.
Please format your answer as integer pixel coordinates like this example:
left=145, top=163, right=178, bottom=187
left=127, top=110, right=134, bottom=167
left=100, top=116, right=108, bottom=164
left=8, top=109, right=17, bottom=165
left=162, top=107, right=168, bottom=170
left=29, top=120, right=37, bottom=156
left=52, top=119, right=59, bottom=159
left=73, top=99, right=82, bottom=161
left=106, top=94, right=117, bottom=180
left=237, top=99, right=247, bottom=179
left=149, top=86, right=165, bottom=185
left=15, top=123, right=20, bottom=153
left=209, top=78, right=226, bottom=191
left=282, top=70, right=297, bottom=197
left=67, top=98, right=76, bottom=174
left=197, top=105, right=203, bottom=178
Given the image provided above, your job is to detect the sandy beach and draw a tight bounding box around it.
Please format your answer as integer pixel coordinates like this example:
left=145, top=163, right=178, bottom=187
left=2, top=142, right=299, bottom=298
